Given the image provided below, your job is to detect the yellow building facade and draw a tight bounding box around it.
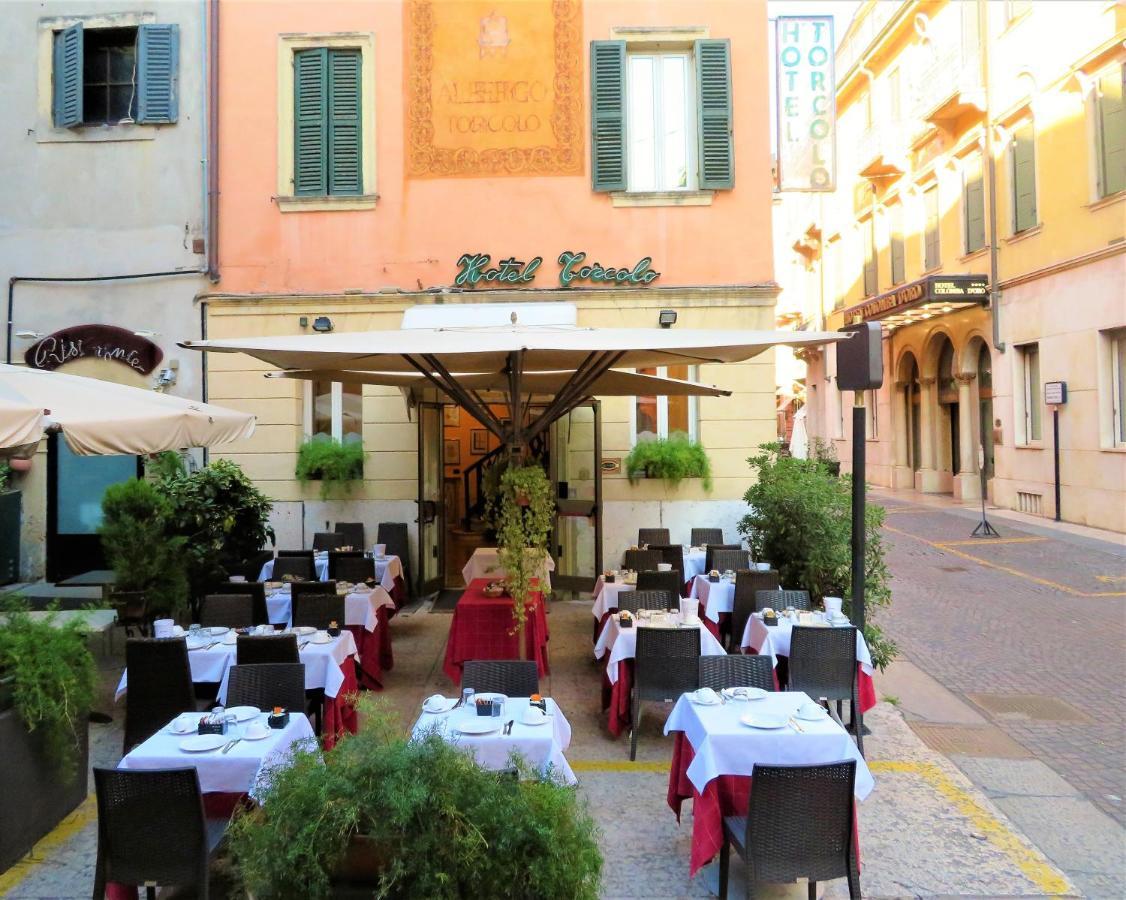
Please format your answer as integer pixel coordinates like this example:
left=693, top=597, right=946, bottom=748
left=779, top=0, right=1126, bottom=532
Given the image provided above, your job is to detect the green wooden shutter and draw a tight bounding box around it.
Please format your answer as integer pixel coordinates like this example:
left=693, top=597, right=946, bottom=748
left=328, top=49, right=363, bottom=196
left=963, top=155, right=985, bottom=252
left=695, top=39, right=734, bottom=190
left=863, top=216, right=877, bottom=296
left=1012, top=122, right=1037, bottom=233
left=294, top=48, right=328, bottom=196
left=136, top=24, right=180, bottom=124
left=890, top=204, right=905, bottom=284
left=1097, top=66, right=1125, bottom=198
left=590, top=41, right=626, bottom=192
left=52, top=23, right=83, bottom=128
left=925, top=186, right=940, bottom=269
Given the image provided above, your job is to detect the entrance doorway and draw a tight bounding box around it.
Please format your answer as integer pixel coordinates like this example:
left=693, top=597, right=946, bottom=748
left=976, top=341, right=994, bottom=478
left=936, top=336, right=958, bottom=486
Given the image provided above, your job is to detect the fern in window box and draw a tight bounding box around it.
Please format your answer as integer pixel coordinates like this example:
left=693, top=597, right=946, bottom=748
left=296, top=438, right=365, bottom=499
left=625, top=434, right=712, bottom=490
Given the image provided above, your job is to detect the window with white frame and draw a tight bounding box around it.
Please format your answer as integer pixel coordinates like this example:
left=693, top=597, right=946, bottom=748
left=306, top=379, right=363, bottom=445
left=626, top=51, right=696, bottom=192
left=1111, top=330, right=1126, bottom=447
left=1091, top=63, right=1125, bottom=200
left=633, top=365, right=699, bottom=442
left=865, top=389, right=879, bottom=440
left=1017, top=343, right=1041, bottom=443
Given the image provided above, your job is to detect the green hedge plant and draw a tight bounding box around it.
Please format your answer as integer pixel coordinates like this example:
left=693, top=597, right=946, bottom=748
left=295, top=437, right=365, bottom=499
left=625, top=434, right=712, bottom=490
left=738, top=442, right=896, bottom=670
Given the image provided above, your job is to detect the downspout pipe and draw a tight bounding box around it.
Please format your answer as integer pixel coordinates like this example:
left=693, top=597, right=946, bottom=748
left=206, top=0, right=220, bottom=282
left=980, top=0, right=1004, bottom=353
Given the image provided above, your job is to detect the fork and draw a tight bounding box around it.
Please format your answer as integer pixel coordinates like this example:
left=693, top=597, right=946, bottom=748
left=298, top=640, right=310, bottom=650
left=787, top=718, right=805, bottom=733
left=190, top=641, right=219, bottom=652
left=221, top=738, right=241, bottom=754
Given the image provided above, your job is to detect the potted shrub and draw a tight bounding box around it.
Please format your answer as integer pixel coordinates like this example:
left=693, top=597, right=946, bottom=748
left=0, top=595, right=96, bottom=871
left=0, top=461, right=20, bottom=585
left=624, top=434, right=713, bottom=490
left=295, top=436, right=366, bottom=499
left=227, top=697, right=602, bottom=899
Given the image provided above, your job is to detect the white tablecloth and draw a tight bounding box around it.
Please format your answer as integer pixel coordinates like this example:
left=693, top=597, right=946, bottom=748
left=258, top=552, right=330, bottom=582
left=115, top=631, right=359, bottom=702
left=462, top=547, right=555, bottom=588
left=119, top=710, right=316, bottom=795
left=689, top=575, right=736, bottom=623
left=590, top=576, right=638, bottom=620
left=682, top=548, right=708, bottom=581
left=596, top=615, right=726, bottom=684
left=411, top=697, right=575, bottom=785
left=664, top=691, right=874, bottom=799
left=371, top=554, right=404, bottom=592
left=741, top=615, right=873, bottom=675
left=266, top=585, right=395, bottom=631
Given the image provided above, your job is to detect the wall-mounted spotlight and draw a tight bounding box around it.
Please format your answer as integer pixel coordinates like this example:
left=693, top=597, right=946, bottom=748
left=133, top=330, right=160, bottom=338
left=15, top=331, right=43, bottom=340
left=658, top=309, right=678, bottom=329
left=312, top=316, right=334, bottom=333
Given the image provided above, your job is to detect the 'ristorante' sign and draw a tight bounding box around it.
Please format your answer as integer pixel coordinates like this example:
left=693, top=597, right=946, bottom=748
left=846, top=274, right=988, bottom=322
left=25, top=324, right=163, bottom=374
left=455, top=252, right=661, bottom=289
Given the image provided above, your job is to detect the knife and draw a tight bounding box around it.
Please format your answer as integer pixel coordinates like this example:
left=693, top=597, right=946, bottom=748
left=220, top=738, right=241, bottom=753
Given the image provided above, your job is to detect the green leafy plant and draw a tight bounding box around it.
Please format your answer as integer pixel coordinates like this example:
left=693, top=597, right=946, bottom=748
left=157, top=459, right=275, bottom=601
left=0, top=461, right=11, bottom=492
left=100, top=479, right=189, bottom=619
left=0, top=594, right=96, bottom=781
left=227, top=697, right=602, bottom=899
left=738, top=443, right=897, bottom=670
left=295, top=438, right=366, bottom=499
left=808, top=437, right=841, bottom=476
left=625, top=434, right=713, bottom=490
left=495, top=462, right=554, bottom=638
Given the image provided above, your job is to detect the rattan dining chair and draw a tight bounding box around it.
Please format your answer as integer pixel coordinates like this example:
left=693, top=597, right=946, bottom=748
left=328, top=552, right=373, bottom=582
left=622, top=548, right=662, bottom=572
left=729, top=570, right=782, bottom=652
left=236, top=634, right=299, bottom=665
left=272, top=554, right=315, bottom=581
left=198, top=594, right=254, bottom=630
left=631, top=626, right=700, bottom=761
left=756, top=589, right=812, bottom=612
left=123, top=638, right=198, bottom=754
left=334, top=521, right=366, bottom=550
left=312, top=531, right=346, bottom=552
left=93, top=767, right=229, bottom=900
left=648, top=544, right=685, bottom=584
left=291, top=579, right=336, bottom=601
left=789, top=625, right=863, bottom=755
left=618, top=589, right=677, bottom=614
left=638, top=527, right=670, bottom=546
left=215, top=581, right=269, bottom=626
left=291, top=592, right=345, bottom=630
left=697, top=654, right=776, bottom=692
left=717, top=761, right=860, bottom=899
left=636, top=569, right=682, bottom=597
left=226, top=663, right=307, bottom=714
left=462, top=660, right=540, bottom=696
left=707, top=547, right=751, bottom=573
left=376, top=522, right=412, bottom=598
left=691, top=528, right=725, bottom=546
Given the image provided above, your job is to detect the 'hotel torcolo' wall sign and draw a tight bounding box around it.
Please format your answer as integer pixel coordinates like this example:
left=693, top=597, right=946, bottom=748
left=25, top=324, right=163, bottom=374
left=455, top=252, right=660, bottom=289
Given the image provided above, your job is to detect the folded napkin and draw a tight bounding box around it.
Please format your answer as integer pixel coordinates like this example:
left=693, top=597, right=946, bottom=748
left=423, top=695, right=457, bottom=713
left=693, top=687, right=720, bottom=704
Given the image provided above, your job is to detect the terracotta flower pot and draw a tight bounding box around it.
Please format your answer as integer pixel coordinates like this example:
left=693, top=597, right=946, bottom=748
left=8, top=458, right=31, bottom=473
left=515, top=491, right=530, bottom=507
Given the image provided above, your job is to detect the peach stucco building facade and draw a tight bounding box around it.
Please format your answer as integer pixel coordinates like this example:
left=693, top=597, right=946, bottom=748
left=205, top=0, right=780, bottom=587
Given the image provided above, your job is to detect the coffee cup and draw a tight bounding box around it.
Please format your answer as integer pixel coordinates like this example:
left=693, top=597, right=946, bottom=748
left=798, top=701, right=824, bottom=718
left=170, top=715, right=195, bottom=734
left=374, top=543, right=387, bottom=557
left=244, top=722, right=270, bottom=739
left=657, top=562, right=672, bottom=572
left=521, top=706, right=548, bottom=725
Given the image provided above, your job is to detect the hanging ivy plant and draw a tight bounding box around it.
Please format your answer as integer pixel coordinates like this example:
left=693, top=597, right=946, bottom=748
left=296, top=438, right=366, bottom=499
left=495, top=462, right=554, bottom=638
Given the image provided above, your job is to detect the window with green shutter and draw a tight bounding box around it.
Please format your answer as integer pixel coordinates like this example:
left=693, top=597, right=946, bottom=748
left=890, top=203, right=905, bottom=284
left=1011, top=121, right=1037, bottom=233
left=591, top=41, right=626, bottom=192
left=962, top=154, right=985, bottom=253
left=862, top=215, right=877, bottom=297
left=924, top=184, right=940, bottom=270
left=1096, top=64, right=1125, bottom=198
left=294, top=47, right=363, bottom=197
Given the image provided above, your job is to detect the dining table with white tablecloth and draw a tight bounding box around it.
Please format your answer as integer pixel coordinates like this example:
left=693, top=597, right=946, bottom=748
left=461, top=547, right=555, bottom=589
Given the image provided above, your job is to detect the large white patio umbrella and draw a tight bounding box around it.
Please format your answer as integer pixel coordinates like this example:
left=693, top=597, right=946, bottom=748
left=0, top=363, right=256, bottom=456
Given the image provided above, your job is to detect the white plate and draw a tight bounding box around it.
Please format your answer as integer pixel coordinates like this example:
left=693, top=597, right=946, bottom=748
left=311, top=633, right=334, bottom=644
left=722, top=687, right=768, bottom=701
left=292, top=626, right=317, bottom=636
left=520, top=712, right=550, bottom=726
left=242, top=727, right=272, bottom=741
left=167, top=717, right=197, bottom=735
left=795, top=706, right=829, bottom=722
left=178, top=734, right=228, bottom=752
left=206, top=626, right=229, bottom=636
left=740, top=714, right=789, bottom=730
left=455, top=718, right=503, bottom=735
left=226, top=706, right=261, bottom=722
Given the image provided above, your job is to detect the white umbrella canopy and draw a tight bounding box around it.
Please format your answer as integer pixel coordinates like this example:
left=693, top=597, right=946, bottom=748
left=0, top=364, right=256, bottom=456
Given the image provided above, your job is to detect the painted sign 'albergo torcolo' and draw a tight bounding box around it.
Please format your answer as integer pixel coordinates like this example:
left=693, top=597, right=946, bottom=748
left=455, top=251, right=661, bottom=289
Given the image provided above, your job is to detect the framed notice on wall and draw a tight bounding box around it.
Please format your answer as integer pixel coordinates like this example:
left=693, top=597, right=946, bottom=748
left=444, top=438, right=460, bottom=465
left=470, top=429, right=489, bottom=455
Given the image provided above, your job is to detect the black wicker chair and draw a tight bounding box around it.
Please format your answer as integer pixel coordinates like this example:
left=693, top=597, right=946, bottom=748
left=123, top=638, right=197, bottom=754
left=622, top=548, right=662, bottom=572
left=377, top=522, right=412, bottom=599
left=691, top=528, right=725, bottom=546
left=277, top=549, right=315, bottom=560
left=638, top=527, right=670, bottom=546
left=226, top=663, right=307, bottom=714
left=618, top=589, right=677, bottom=614
left=215, top=581, right=269, bottom=626
left=93, top=767, right=228, bottom=900
left=334, top=521, right=366, bottom=550
left=291, top=579, right=337, bottom=601
left=272, top=554, right=315, bottom=581
left=636, top=569, right=682, bottom=597
left=461, top=660, right=540, bottom=696
left=198, top=594, right=254, bottom=630
left=236, top=634, right=299, bottom=665
left=707, top=547, right=751, bottom=572
left=789, top=625, right=863, bottom=755
left=648, top=544, right=685, bottom=584
left=757, top=589, right=812, bottom=612
left=698, top=655, right=776, bottom=692
left=729, top=570, right=781, bottom=652
left=329, top=552, right=375, bottom=583
left=718, top=761, right=860, bottom=899
left=292, top=592, right=345, bottom=630
left=312, top=531, right=346, bottom=552
left=631, top=626, right=700, bottom=761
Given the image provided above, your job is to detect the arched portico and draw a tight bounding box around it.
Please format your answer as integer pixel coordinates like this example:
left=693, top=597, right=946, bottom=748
left=951, top=335, right=994, bottom=501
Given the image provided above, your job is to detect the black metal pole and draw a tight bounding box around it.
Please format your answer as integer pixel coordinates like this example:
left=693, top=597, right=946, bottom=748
left=851, top=400, right=866, bottom=631
left=1053, top=407, right=1061, bottom=522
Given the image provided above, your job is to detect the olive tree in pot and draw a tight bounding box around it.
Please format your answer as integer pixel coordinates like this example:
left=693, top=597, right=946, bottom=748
left=0, top=594, right=97, bottom=871
left=227, top=697, right=602, bottom=899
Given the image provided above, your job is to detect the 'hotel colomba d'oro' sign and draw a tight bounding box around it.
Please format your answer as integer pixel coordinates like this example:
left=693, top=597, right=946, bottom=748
left=455, top=252, right=660, bottom=289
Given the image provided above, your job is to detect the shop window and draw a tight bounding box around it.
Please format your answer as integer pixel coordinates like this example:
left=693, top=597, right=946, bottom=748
left=633, top=365, right=698, bottom=443
left=308, top=379, right=363, bottom=445
left=862, top=215, right=877, bottom=297
left=1010, top=121, right=1038, bottom=234
left=890, top=203, right=905, bottom=285
left=1111, top=330, right=1126, bottom=448
left=52, top=22, right=178, bottom=128
left=962, top=153, right=986, bottom=253
left=923, top=184, right=940, bottom=270
left=1093, top=64, right=1125, bottom=199
left=866, top=389, right=879, bottom=440
left=293, top=48, right=363, bottom=196
left=1017, top=343, right=1041, bottom=443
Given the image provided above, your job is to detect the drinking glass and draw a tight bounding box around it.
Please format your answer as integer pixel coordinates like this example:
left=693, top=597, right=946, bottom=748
left=461, top=687, right=475, bottom=709
left=188, top=623, right=201, bottom=639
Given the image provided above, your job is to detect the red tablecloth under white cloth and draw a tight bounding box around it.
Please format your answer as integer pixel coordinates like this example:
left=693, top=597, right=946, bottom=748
left=461, top=546, right=555, bottom=588
left=664, top=691, right=873, bottom=875
left=442, top=579, right=550, bottom=684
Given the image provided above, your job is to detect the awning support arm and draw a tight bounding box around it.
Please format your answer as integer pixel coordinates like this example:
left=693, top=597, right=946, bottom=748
left=525, top=349, right=626, bottom=438
left=418, top=353, right=508, bottom=438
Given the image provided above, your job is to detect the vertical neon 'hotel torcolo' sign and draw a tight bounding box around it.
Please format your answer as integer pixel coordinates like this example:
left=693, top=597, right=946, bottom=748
left=775, top=16, right=836, bottom=192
